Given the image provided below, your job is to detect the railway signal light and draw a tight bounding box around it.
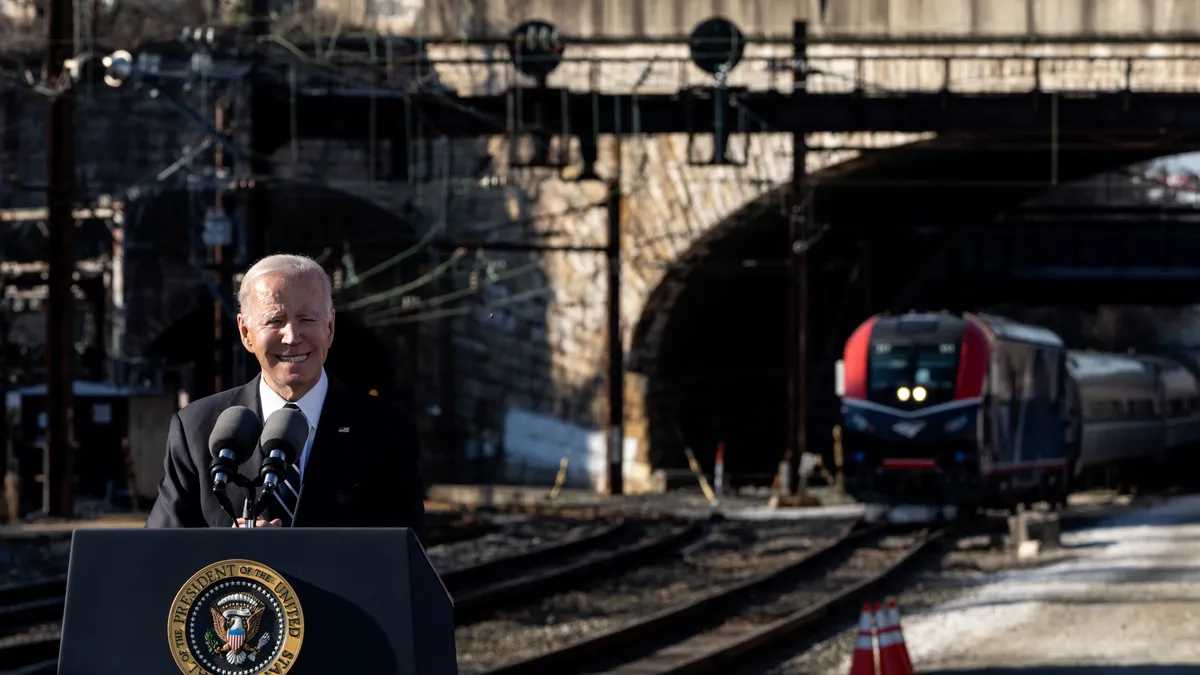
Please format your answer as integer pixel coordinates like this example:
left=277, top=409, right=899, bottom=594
left=102, top=50, right=134, bottom=87
left=508, top=19, right=565, bottom=80
left=64, top=50, right=132, bottom=88
left=688, top=17, right=745, bottom=77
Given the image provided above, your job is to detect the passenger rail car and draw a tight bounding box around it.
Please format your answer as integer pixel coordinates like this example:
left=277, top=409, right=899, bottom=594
left=838, top=311, right=1200, bottom=514
left=1069, top=352, right=1200, bottom=491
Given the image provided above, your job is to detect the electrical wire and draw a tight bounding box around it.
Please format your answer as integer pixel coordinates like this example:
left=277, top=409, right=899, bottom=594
left=369, top=284, right=554, bottom=327
left=362, top=259, right=543, bottom=324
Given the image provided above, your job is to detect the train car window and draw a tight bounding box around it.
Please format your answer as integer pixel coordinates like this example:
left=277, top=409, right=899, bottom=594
left=868, top=343, right=912, bottom=393
left=867, top=341, right=960, bottom=407
left=1133, top=399, right=1154, bottom=419
left=915, top=348, right=958, bottom=389
left=1089, top=399, right=1125, bottom=421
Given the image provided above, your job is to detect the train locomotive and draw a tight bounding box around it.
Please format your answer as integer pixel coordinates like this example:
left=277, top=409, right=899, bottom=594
left=837, top=311, right=1200, bottom=514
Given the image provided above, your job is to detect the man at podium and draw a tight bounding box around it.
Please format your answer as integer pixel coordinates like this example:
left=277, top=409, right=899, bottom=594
left=144, top=253, right=426, bottom=535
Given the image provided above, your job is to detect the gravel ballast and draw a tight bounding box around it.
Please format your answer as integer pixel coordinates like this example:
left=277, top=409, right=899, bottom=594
left=454, top=518, right=859, bottom=674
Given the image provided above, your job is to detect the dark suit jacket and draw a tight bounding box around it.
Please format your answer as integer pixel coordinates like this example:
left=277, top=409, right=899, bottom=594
left=145, top=373, right=425, bottom=539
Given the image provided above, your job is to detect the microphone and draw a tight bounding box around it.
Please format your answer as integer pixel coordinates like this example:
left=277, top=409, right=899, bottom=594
left=258, top=407, right=309, bottom=498
left=208, top=406, right=262, bottom=494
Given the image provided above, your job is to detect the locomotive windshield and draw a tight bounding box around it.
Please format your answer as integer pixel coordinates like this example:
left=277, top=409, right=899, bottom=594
left=868, top=341, right=960, bottom=407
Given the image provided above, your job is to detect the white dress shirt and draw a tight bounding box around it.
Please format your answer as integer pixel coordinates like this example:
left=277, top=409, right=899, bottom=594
left=258, top=368, right=329, bottom=482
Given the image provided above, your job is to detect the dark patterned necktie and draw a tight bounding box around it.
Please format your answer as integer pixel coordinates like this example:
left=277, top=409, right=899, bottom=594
left=272, top=403, right=305, bottom=526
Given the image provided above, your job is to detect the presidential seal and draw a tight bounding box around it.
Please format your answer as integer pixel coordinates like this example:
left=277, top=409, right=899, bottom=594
left=168, top=559, right=304, bottom=675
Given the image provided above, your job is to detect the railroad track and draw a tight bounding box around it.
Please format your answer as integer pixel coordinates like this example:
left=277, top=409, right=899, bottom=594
left=472, top=494, right=1158, bottom=675
left=0, top=576, right=62, bottom=674
left=449, top=518, right=705, bottom=624
left=474, top=521, right=943, bottom=675
left=0, top=516, right=701, bottom=674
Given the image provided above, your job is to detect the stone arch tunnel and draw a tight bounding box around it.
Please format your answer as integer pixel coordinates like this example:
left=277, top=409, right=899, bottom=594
left=130, top=183, right=424, bottom=405
left=629, top=131, right=1200, bottom=478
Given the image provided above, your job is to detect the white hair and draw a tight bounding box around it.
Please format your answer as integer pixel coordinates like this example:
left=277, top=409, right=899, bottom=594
left=237, top=254, right=333, bottom=322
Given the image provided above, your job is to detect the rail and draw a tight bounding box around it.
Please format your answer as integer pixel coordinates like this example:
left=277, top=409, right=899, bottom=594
left=475, top=519, right=875, bottom=675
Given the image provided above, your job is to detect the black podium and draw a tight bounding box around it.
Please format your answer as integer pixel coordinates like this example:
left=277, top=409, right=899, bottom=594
left=57, top=528, right=457, bottom=675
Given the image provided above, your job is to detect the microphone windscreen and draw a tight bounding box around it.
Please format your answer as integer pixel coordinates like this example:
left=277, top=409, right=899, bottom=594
left=260, top=407, right=309, bottom=464
left=208, top=406, right=262, bottom=464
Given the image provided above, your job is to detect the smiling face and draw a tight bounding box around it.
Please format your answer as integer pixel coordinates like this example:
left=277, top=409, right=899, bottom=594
left=237, top=271, right=335, bottom=401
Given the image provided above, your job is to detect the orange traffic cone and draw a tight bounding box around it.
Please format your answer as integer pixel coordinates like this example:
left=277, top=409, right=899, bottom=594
left=849, top=604, right=878, bottom=675
left=887, top=599, right=915, bottom=675
left=874, top=602, right=910, bottom=675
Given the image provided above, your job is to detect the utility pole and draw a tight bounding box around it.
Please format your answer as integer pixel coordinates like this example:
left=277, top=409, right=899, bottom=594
left=606, top=134, right=625, bottom=496
left=44, top=0, right=75, bottom=517
left=246, top=0, right=272, bottom=266
left=209, top=99, right=232, bottom=393
left=786, top=21, right=810, bottom=495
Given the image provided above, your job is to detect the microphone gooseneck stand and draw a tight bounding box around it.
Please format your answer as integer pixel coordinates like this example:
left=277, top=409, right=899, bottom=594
left=252, top=448, right=293, bottom=524
left=243, top=494, right=258, bottom=528
left=210, top=456, right=263, bottom=527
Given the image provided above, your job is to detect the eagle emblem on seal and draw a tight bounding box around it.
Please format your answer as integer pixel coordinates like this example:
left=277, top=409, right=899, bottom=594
left=203, top=593, right=273, bottom=665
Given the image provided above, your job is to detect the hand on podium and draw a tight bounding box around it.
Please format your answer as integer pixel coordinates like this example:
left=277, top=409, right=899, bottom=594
left=233, top=517, right=283, bottom=527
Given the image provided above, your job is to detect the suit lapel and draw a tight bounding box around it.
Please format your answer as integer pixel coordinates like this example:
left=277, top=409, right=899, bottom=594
left=292, top=375, right=351, bottom=525
left=225, top=374, right=264, bottom=520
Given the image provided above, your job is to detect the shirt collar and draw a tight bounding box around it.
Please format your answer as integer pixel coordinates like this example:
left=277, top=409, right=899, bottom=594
left=258, top=368, right=329, bottom=431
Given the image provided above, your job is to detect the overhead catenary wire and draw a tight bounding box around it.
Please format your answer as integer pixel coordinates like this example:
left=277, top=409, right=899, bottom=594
left=370, top=285, right=555, bottom=327
left=331, top=46, right=663, bottom=306
left=362, top=259, right=543, bottom=324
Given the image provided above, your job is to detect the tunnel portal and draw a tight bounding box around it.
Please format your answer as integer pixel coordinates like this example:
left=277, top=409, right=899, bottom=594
left=634, top=137, right=1200, bottom=482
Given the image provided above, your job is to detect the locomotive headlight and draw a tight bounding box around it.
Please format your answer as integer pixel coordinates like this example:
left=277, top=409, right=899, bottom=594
left=897, top=387, right=911, bottom=402
left=912, top=386, right=928, bottom=402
